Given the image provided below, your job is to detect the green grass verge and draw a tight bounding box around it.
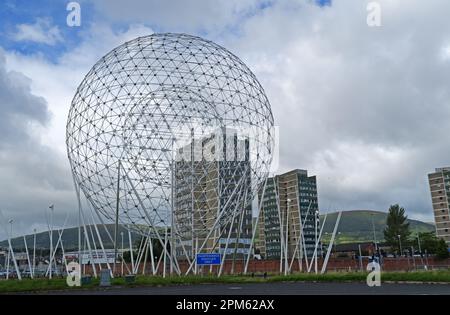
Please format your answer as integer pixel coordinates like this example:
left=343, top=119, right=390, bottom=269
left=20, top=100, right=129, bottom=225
left=0, top=270, right=449, bottom=293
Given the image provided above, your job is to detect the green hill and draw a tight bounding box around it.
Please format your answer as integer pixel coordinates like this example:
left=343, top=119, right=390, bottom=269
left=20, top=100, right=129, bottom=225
left=0, top=210, right=435, bottom=250
left=320, top=210, right=435, bottom=244
left=0, top=225, right=141, bottom=251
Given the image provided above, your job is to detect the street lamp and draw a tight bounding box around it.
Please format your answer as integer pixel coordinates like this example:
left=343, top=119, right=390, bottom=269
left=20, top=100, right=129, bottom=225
left=397, top=234, right=403, bottom=257
left=33, top=228, right=37, bottom=278
left=6, top=219, right=13, bottom=280
left=334, top=231, right=341, bottom=258
left=417, top=233, right=422, bottom=255
left=370, top=213, right=377, bottom=249
left=49, top=204, right=54, bottom=279
left=8, top=219, right=13, bottom=236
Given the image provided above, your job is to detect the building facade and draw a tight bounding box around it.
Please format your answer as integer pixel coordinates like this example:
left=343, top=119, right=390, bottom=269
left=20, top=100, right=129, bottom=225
left=257, top=169, right=319, bottom=260
left=174, top=128, right=252, bottom=259
left=428, top=167, right=450, bottom=245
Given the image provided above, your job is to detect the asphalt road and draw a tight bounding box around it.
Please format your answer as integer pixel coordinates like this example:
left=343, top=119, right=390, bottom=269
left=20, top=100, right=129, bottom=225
left=37, top=282, right=450, bottom=295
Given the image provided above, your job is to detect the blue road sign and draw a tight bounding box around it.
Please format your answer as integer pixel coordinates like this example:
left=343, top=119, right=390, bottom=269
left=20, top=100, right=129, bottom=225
left=196, top=253, right=221, bottom=265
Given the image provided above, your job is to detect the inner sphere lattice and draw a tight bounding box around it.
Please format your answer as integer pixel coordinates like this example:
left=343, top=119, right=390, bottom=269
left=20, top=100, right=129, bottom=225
left=66, top=33, right=274, bottom=237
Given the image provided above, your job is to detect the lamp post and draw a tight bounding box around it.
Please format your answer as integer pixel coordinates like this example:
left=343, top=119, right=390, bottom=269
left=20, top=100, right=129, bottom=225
left=397, top=234, right=403, bottom=257
left=417, top=233, right=426, bottom=270
left=48, top=204, right=54, bottom=279
left=33, top=228, right=36, bottom=278
left=6, top=219, right=13, bottom=280
left=334, top=231, right=341, bottom=258
left=370, top=213, right=377, bottom=250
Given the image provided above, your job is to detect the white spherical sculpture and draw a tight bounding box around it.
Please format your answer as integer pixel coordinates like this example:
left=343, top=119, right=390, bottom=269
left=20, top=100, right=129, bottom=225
left=66, top=33, right=274, bottom=239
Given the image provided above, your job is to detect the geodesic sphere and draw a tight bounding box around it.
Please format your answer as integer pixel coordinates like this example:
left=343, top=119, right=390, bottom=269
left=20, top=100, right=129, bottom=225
left=66, top=33, right=274, bottom=236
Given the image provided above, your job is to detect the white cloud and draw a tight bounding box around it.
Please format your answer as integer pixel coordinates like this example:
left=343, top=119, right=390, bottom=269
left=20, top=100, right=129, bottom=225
left=1, top=23, right=154, bottom=237
left=11, top=17, right=63, bottom=45
left=4, top=0, right=450, bottom=235
left=222, top=0, right=450, bottom=220
left=94, top=0, right=263, bottom=34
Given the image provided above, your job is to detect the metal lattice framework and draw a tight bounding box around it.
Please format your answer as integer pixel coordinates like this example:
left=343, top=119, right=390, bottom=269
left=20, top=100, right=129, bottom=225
left=66, top=33, right=274, bottom=258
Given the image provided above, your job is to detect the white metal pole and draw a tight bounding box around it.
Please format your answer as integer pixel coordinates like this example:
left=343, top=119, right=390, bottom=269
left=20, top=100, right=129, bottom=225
left=371, top=213, right=377, bottom=251
left=6, top=219, right=12, bottom=280
left=123, top=170, right=181, bottom=275
left=308, top=212, right=327, bottom=273
left=155, top=251, right=164, bottom=275
left=114, top=160, right=121, bottom=276
left=321, top=211, right=342, bottom=274
left=91, top=205, right=132, bottom=275
left=49, top=204, right=54, bottom=279
left=121, top=232, right=124, bottom=276
left=2, top=218, right=22, bottom=280
left=163, top=226, right=168, bottom=278
left=194, top=237, right=198, bottom=275
left=143, top=236, right=149, bottom=275
left=45, top=214, right=69, bottom=277
left=417, top=233, right=425, bottom=268
left=60, top=236, right=68, bottom=273
left=358, top=244, right=363, bottom=271
left=218, top=190, right=243, bottom=277
left=289, top=196, right=311, bottom=274
left=244, top=177, right=268, bottom=274
left=87, top=221, right=100, bottom=273
left=6, top=246, right=10, bottom=280
left=285, top=199, right=291, bottom=276
left=8, top=233, right=22, bottom=280
left=72, top=178, right=83, bottom=276
left=297, top=198, right=311, bottom=271
left=316, top=211, right=326, bottom=273
left=314, top=210, right=318, bottom=274
left=80, top=210, right=97, bottom=278
left=23, top=236, right=33, bottom=278
left=184, top=170, right=248, bottom=275
left=134, top=234, right=147, bottom=274
left=33, top=229, right=36, bottom=278
left=148, top=234, right=156, bottom=275
left=89, top=206, right=113, bottom=277
left=128, top=229, right=135, bottom=273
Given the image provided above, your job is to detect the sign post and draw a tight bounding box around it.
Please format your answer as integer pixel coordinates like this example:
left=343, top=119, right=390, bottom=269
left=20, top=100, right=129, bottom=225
left=196, top=253, right=221, bottom=266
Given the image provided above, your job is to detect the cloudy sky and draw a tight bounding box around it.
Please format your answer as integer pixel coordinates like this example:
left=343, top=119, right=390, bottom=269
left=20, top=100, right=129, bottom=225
left=0, top=0, right=449, bottom=238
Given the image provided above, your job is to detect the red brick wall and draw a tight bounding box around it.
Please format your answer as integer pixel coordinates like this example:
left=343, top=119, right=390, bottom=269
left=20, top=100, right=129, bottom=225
left=81, top=257, right=450, bottom=276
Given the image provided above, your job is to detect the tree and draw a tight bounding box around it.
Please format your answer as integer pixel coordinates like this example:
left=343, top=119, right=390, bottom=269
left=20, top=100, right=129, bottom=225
left=383, top=204, right=411, bottom=253
left=417, top=232, right=439, bottom=254
left=435, top=239, right=449, bottom=260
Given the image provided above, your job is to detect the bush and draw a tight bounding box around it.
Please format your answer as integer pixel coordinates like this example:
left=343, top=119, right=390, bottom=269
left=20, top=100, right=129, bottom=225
left=435, top=239, right=450, bottom=260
